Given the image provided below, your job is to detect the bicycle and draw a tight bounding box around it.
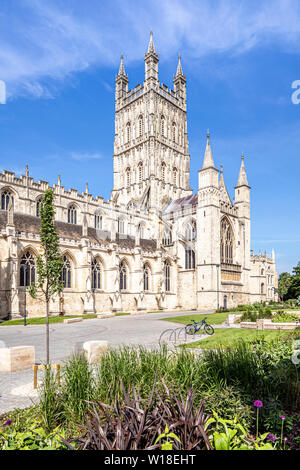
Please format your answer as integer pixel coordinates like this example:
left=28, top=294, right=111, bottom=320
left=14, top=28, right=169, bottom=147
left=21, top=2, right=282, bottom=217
left=185, top=317, right=214, bottom=336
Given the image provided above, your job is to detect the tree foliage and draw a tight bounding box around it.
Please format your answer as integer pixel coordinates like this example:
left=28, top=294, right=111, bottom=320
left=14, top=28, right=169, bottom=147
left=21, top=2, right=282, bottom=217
left=28, top=189, right=63, bottom=301
left=278, top=262, right=300, bottom=301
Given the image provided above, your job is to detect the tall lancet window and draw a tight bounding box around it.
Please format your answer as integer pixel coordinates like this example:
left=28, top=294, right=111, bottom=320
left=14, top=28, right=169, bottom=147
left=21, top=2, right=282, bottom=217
left=126, top=122, right=131, bottom=143
left=138, top=115, right=144, bottom=137
left=138, top=162, right=143, bottom=182
left=173, top=167, right=178, bottom=186
left=143, top=264, right=150, bottom=291
left=172, top=122, right=176, bottom=143
left=91, top=258, right=102, bottom=290
left=68, top=205, right=77, bottom=224
left=119, top=261, right=127, bottom=291
left=164, top=260, right=171, bottom=292
left=126, top=167, right=131, bottom=187
left=161, top=162, right=166, bottom=183
left=1, top=189, right=14, bottom=210
left=160, top=115, right=165, bottom=136
left=20, top=252, right=35, bottom=287
left=185, top=220, right=196, bottom=241
left=221, top=217, right=234, bottom=264
left=62, top=255, right=72, bottom=288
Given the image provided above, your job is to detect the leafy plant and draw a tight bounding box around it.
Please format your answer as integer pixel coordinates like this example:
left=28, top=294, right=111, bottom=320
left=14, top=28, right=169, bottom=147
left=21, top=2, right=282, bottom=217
left=28, top=189, right=64, bottom=364
left=205, top=411, right=275, bottom=450
left=154, top=425, right=181, bottom=450
left=0, top=422, right=73, bottom=450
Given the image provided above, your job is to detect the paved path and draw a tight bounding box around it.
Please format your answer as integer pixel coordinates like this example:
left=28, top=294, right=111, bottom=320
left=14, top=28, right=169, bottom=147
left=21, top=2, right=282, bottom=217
left=0, top=310, right=216, bottom=413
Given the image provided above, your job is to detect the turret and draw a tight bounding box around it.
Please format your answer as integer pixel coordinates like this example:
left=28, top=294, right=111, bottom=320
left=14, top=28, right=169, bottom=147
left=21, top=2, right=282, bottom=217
left=198, top=131, right=219, bottom=189
left=173, top=54, right=186, bottom=105
left=196, top=131, right=221, bottom=309
left=235, top=154, right=250, bottom=217
left=144, top=31, right=159, bottom=83
left=115, top=54, right=128, bottom=106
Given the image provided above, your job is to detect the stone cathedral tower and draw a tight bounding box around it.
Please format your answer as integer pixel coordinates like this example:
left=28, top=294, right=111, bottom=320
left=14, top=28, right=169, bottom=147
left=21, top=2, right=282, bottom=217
left=111, top=32, right=192, bottom=210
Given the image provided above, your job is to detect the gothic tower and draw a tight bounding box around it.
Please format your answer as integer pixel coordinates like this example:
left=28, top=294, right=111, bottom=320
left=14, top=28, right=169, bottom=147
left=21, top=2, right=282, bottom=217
left=196, top=132, right=221, bottom=309
left=111, top=32, right=192, bottom=210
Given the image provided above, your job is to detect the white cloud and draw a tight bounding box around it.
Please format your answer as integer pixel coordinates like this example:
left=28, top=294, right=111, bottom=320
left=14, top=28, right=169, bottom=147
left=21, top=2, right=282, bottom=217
left=69, top=151, right=102, bottom=161
left=1, top=0, right=300, bottom=99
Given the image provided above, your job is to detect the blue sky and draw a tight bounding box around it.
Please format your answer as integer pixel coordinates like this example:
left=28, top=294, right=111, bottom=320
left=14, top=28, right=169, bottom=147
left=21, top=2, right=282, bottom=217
left=0, top=0, right=299, bottom=274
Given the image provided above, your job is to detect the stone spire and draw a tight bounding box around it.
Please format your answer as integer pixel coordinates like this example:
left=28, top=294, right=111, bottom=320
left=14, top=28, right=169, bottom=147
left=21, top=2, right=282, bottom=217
left=202, top=130, right=215, bottom=169
left=176, top=54, right=183, bottom=77
left=147, top=30, right=155, bottom=54
left=118, top=54, right=126, bottom=77
left=25, top=164, right=29, bottom=177
left=237, top=153, right=249, bottom=187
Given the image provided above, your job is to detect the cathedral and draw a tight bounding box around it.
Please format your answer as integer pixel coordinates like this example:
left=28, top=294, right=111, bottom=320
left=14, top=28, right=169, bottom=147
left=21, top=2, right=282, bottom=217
left=0, top=32, right=277, bottom=320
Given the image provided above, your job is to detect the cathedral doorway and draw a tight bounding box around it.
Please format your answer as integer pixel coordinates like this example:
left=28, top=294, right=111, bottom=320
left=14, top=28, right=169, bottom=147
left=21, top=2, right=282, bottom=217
left=223, top=295, right=228, bottom=310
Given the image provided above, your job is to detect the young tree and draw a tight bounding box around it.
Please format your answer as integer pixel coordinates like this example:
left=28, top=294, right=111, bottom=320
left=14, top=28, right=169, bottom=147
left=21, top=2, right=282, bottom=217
left=28, top=189, right=63, bottom=364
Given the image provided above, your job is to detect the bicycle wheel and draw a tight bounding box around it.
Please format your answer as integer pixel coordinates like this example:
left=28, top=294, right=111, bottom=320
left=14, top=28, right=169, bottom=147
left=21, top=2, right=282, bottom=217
left=185, top=324, right=196, bottom=335
left=204, top=324, right=214, bottom=336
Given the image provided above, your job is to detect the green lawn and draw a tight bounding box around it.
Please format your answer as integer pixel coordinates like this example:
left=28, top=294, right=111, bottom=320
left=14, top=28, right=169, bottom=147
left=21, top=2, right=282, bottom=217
left=183, top=328, right=285, bottom=349
left=161, top=312, right=227, bottom=326
left=0, top=314, right=98, bottom=326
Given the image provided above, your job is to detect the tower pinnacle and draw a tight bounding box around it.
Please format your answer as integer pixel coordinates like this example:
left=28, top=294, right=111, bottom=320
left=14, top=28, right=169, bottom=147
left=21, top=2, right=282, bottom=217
left=147, top=30, right=156, bottom=54
left=118, top=54, right=126, bottom=77
left=237, top=153, right=249, bottom=187
left=202, top=130, right=215, bottom=169
left=176, top=54, right=184, bottom=77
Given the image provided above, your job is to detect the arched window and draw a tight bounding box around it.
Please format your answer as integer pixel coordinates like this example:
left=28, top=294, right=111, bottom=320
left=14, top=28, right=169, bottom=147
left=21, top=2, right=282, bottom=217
left=162, top=228, right=172, bottom=246
left=1, top=189, right=14, bottom=210
left=20, top=252, right=35, bottom=287
left=220, top=217, right=234, bottom=264
left=261, top=283, right=265, bottom=295
left=94, top=213, right=102, bottom=230
left=36, top=196, right=42, bottom=217
left=143, top=264, right=150, bottom=291
left=173, top=167, right=178, bottom=186
left=68, top=205, right=77, bottom=225
left=172, top=122, right=176, bottom=143
left=161, top=162, right=166, bottom=183
left=91, top=258, right=102, bottom=290
left=126, top=167, right=131, bottom=187
left=126, top=122, right=131, bottom=143
left=62, top=255, right=72, bottom=288
left=185, top=246, right=195, bottom=270
left=164, top=260, right=171, bottom=292
left=261, top=268, right=264, bottom=275
left=118, top=218, right=125, bottom=234
left=138, top=162, right=143, bottom=182
left=138, top=223, right=144, bottom=239
left=138, top=115, right=144, bottom=137
left=161, top=115, right=165, bottom=136
left=185, top=220, right=196, bottom=241
left=119, top=261, right=127, bottom=291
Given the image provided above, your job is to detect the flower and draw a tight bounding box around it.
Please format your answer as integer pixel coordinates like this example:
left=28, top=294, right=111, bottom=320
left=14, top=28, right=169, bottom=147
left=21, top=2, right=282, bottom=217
left=266, top=434, right=276, bottom=442
left=280, top=415, right=285, bottom=420
left=4, top=419, right=12, bottom=426
left=253, top=400, right=263, bottom=408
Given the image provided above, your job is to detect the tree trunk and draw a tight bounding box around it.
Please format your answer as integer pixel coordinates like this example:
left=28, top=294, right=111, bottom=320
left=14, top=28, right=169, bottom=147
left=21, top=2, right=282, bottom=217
left=46, top=299, right=50, bottom=365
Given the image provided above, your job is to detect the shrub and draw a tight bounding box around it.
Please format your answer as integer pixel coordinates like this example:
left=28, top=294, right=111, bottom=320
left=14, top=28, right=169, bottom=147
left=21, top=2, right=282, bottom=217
left=75, top=379, right=211, bottom=450
left=272, top=312, right=299, bottom=323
